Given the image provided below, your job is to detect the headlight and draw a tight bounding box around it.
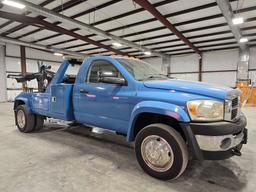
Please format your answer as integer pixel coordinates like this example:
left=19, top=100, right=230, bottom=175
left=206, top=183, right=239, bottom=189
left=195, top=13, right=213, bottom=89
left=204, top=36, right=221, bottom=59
left=187, top=100, right=224, bottom=121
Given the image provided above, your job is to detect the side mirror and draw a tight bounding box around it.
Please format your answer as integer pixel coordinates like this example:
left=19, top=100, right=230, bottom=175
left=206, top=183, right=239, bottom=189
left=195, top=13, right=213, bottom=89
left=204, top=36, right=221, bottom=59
left=99, top=71, right=127, bottom=85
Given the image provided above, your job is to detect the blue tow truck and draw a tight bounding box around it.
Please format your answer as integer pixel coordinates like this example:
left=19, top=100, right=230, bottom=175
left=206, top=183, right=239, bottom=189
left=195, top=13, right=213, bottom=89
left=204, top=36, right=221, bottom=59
left=14, top=56, right=247, bottom=180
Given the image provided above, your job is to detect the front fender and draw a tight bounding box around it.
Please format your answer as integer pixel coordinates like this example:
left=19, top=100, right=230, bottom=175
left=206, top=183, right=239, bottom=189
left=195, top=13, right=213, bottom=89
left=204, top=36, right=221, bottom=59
left=126, top=101, right=190, bottom=141
left=14, top=92, right=33, bottom=113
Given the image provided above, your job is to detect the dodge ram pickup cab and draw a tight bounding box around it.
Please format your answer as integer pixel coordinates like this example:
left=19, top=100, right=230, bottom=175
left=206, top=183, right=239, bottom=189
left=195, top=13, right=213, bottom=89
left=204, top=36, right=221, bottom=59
left=14, top=56, right=248, bottom=180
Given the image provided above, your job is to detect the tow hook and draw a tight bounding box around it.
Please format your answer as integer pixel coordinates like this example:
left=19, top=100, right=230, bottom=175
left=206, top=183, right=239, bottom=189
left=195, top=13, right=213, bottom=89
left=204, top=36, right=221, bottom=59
left=232, top=149, right=242, bottom=156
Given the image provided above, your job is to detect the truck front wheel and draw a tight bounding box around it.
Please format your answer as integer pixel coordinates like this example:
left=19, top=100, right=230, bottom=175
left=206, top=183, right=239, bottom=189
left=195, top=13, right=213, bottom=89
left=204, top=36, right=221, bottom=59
left=15, top=105, right=35, bottom=133
left=135, top=123, right=188, bottom=180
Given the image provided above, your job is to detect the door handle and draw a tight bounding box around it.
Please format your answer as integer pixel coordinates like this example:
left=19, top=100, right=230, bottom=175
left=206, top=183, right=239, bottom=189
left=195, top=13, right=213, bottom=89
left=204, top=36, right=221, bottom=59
left=79, top=88, right=89, bottom=94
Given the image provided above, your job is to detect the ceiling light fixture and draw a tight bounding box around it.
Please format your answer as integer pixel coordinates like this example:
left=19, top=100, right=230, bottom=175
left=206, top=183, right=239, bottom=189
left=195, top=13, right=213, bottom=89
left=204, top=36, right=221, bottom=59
left=112, top=42, right=122, bottom=47
left=232, top=17, right=244, bottom=25
left=2, top=0, right=25, bottom=9
left=239, top=37, right=248, bottom=43
left=54, top=52, right=63, bottom=56
left=144, top=51, right=152, bottom=56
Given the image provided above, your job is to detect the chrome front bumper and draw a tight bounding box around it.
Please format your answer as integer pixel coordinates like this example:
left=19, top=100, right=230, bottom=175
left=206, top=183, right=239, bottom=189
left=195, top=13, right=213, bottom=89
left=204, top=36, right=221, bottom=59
left=195, top=132, right=244, bottom=151
left=180, top=115, right=247, bottom=160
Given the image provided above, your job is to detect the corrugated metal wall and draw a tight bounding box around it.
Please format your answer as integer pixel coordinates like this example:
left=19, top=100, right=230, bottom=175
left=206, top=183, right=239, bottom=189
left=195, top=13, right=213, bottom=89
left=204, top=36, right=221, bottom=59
left=144, top=48, right=256, bottom=87
left=169, top=54, right=199, bottom=81
left=202, top=49, right=239, bottom=87
left=0, top=45, right=7, bottom=102
left=249, top=47, right=256, bottom=82
left=4, top=44, right=64, bottom=101
left=1, top=44, right=256, bottom=102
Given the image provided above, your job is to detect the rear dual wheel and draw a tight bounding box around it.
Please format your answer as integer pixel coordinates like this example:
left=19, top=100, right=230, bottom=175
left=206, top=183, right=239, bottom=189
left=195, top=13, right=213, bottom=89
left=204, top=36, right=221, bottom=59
left=15, top=105, right=44, bottom=133
left=135, top=123, right=188, bottom=180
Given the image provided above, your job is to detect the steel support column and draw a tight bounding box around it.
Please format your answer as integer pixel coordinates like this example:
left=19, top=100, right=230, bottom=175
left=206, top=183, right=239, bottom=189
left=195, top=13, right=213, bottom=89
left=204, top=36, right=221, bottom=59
left=162, top=56, right=171, bottom=76
left=199, top=56, right=202, bottom=81
left=20, top=46, right=27, bottom=91
left=237, top=47, right=250, bottom=80
left=0, top=45, right=7, bottom=102
left=216, top=0, right=249, bottom=81
left=215, top=0, right=247, bottom=50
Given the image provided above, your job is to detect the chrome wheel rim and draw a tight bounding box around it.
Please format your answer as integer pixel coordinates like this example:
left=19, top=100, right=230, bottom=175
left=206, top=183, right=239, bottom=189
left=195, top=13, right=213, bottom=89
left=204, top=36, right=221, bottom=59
left=141, top=135, right=174, bottom=172
left=17, top=110, right=26, bottom=128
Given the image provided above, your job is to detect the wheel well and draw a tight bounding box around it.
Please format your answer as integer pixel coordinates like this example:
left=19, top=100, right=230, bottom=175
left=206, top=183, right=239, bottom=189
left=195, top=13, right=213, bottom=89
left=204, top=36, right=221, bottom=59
left=14, top=100, right=25, bottom=110
left=133, top=113, right=185, bottom=141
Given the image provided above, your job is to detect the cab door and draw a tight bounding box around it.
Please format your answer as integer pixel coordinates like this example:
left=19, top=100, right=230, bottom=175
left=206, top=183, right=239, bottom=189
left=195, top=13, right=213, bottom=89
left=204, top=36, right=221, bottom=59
left=75, top=59, right=135, bottom=133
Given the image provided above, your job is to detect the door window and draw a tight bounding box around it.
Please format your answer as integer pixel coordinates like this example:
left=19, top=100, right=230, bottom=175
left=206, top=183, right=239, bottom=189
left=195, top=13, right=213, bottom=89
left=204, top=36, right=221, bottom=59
left=87, top=60, right=123, bottom=83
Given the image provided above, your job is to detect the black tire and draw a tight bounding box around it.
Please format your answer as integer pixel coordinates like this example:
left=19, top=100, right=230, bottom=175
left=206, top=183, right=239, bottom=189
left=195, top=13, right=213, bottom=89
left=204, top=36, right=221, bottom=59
left=34, top=115, right=44, bottom=131
left=15, top=105, right=36, bottom=133
left=135, top=123, right=188, bottom=180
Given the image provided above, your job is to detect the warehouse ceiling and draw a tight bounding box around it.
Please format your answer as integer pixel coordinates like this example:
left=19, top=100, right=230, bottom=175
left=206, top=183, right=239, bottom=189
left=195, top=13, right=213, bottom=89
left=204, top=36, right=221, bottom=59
left=0, top=0, right=256, bottom=58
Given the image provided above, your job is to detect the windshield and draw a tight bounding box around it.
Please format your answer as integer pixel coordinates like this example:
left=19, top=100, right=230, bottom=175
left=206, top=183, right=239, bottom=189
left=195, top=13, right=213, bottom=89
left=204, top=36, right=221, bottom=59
left=116, top=58, right=169, bottom=81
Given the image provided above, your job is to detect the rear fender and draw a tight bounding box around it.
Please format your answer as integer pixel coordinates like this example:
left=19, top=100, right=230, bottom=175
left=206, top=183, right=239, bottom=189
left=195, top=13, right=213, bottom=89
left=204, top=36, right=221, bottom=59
left=14, top=92, right=33, bottom=113
left=126, top=101, right=190, bottom=141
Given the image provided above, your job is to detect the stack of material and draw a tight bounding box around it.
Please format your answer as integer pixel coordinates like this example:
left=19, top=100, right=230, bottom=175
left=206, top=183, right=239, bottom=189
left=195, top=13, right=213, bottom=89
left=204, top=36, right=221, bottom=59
left=237, top=81, right=256, bottom=107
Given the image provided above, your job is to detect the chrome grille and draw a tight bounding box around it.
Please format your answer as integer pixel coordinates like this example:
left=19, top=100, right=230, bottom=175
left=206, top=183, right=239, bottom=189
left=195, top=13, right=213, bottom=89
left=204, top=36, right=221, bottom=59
left=232, top=97, right=238, bottom=107
left=231, top=107, right=238, bottom=119
left=224, top=90, right=241, bottom=121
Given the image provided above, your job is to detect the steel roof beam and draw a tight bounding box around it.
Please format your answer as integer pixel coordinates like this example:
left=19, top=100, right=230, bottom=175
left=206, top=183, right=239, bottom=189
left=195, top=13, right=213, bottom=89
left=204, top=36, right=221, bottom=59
left=1, top=0, right=83, bottom=37
left=0, top=11, right=127, bottom=56
left=14, top=0, right=166, bottom=57
left=216, top=0, right=247, bottom=50
left=69, top=0, right=122, bottom=19
left=18, top=0, right=177, bottom=42
left=133, top=0, right=202, bottom=56
left=67, top=24, right=254, bottom=54
left=76, top=36, right=238, bottom=53
left=32, top=1, right=219, bottom=46
left=93, top=0, right=178, bottom=26
left=14, top=0, right=123, bottom=39
left=138, top=45, right=248, bottom=58
left=0, top=0, right=55, bottom=35
left=40, top=4, right=256, bottom=47
left=0, top=36, right=87, bottom=59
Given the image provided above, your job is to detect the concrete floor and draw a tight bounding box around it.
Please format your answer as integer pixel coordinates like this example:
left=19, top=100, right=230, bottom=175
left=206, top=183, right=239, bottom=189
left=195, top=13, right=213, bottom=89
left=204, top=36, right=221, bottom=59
left=0, top=102, right=255, bottom=192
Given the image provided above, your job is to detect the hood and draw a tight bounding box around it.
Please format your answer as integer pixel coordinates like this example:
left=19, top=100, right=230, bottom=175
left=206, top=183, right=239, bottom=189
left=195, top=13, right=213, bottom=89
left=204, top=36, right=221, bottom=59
left=143, top=79, right=234, bottom=100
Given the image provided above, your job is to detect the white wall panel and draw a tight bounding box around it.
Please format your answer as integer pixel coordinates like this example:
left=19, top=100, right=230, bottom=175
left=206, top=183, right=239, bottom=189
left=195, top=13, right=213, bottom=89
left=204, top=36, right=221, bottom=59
left=6, top=78, right=22, bottom=89
left=66, top=64, right=80, bottom=75
left=26, top=79, right=38, bottom=89
left=142, top=57, right=163, bottom=73
left=26, top=59, right=40, bottom=73
left=4, top=45, right=81, bottom=101
left=26, top=59, right=61, bottom=73
left=203, top=49, right=239, bottom=71
left=26, top=47, right=63, bottom=62
left=143, top=48, right=256, bottom=87
left=6, top=44, right=20, bottom=57
left=7, top=90, right=22, bottom=102
left=171, top=73, right=199, bottom=81
left=249, top=71, right=256, bottom=82
left=171, top=54, right=199, bottom=73
left=4, top=44, right=66, bottom=101
left=202, top=72, right=237, bottom=87
left=5, top=57, right=21, bottom=72
left=45, top=62, right=61, bottom=73
left=249, top=47, right=256, bottom=69
left=0, top=46, right=7, bottom=102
